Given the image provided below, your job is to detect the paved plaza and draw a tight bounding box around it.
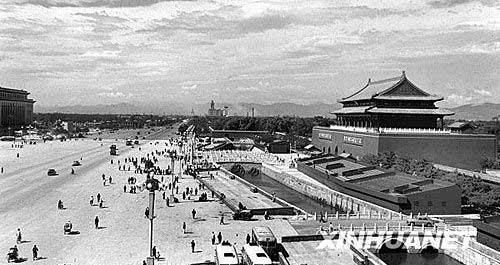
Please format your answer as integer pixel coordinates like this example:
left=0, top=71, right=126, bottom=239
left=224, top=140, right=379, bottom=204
left=0, top=129, right=301, bottom=265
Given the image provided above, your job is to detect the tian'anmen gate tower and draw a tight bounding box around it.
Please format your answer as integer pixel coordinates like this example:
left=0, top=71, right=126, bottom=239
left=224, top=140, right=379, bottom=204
left=312, top=71, right=497, bottom=170
left=335, top=71, right=453, bottom=129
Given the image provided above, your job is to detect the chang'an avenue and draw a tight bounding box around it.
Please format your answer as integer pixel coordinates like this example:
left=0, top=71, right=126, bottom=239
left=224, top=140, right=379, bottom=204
left=0, top=1, right=499, bottom=265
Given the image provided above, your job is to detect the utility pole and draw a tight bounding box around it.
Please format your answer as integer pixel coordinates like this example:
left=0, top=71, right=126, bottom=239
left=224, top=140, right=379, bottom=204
left=145, top=177, right=159, bottom=265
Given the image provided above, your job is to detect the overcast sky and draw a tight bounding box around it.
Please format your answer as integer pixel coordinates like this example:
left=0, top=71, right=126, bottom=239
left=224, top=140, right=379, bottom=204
left=0, top=0, right=499, bottom=108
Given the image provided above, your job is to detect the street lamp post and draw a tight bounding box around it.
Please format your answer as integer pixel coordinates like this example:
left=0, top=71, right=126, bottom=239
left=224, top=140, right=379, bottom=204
left=171, top=154, right=175, bottom=201
left=145, top=177, right=159, bottom=265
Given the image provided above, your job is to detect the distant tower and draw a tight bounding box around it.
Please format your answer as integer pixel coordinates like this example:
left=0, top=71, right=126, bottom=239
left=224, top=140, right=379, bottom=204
left=251, top=108, right=255, bottom=118
left=223, top=106, right=229, bottom=117
left=191, top=108, right=195, bottom=116
left=210, top=100, right=215, bottom=110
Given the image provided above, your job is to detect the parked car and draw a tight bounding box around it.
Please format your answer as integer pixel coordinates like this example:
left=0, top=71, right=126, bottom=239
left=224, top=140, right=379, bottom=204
left=233, top=210, right=253, bottom=221
left=72, top=161, right=81, bottom=166
left=406, top=216, right=436, bottom=227
left=47, top=169, right=58, bottom=176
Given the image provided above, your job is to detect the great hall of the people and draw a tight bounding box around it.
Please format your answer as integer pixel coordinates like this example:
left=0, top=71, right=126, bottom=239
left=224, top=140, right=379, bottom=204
left=312, top=72, right=497, bottom=170
left=0, top=86, right=35, bottom=135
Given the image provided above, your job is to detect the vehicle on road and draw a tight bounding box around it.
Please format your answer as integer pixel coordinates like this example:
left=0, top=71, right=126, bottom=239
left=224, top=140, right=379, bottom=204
left=134, top=140, right=139, bottom=145
left=241, top=244, right=272, bottom=265
left=251, top=226, right=277, bottom=260
left=47, top=169, right=58, bottom=176
left=125, top=139, right=133, bottom=146
left=6, top=247, right=19, bottom=263
left=406, top=216, right=436, bottom=227
left=215, top=243, right=239, bottom=265
left=110, top=144, right=117, bottom=155
left=0, top=136, right=15, bottom=141
left=63, top=221, right=73, bottom=234
left=72, top=161, right=81, bottom=166
left=233, top=210, right=253, bottom=221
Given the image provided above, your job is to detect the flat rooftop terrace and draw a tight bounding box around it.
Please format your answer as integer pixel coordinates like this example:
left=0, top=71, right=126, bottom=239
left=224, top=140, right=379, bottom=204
left=301, top=155, right=455, bottom=195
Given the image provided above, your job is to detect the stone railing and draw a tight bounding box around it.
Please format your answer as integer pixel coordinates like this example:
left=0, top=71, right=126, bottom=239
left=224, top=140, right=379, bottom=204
left=329, top=125, right=451, bottom=134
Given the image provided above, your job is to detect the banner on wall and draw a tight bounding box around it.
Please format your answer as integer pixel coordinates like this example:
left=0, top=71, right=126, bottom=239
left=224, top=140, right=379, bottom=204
left=343, top=135, right=363, bottom=146
left=319, top=132, right=332, bottom=140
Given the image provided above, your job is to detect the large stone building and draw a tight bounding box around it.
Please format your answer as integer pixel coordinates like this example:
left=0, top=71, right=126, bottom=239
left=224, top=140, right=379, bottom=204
left=312, top=72, right=497, bottom=169
left=0, top=86, right=35, bottom=135
left=297, top=155, right=461, bottom=214
left=208, top=100, right=228, bottom=117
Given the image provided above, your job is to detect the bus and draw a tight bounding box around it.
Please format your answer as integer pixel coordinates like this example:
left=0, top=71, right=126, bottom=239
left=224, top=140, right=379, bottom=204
left=241, top=244, right=272, bottom=265
left=215, top=244, right=239, bottom=265
left=251, top=226, right=277, bottom=260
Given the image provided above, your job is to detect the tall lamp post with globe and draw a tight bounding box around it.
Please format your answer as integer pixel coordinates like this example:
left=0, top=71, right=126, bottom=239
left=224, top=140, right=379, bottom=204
left=145, top=176, right=160, bottom=265
left=168, top=152, right=176, bottom=201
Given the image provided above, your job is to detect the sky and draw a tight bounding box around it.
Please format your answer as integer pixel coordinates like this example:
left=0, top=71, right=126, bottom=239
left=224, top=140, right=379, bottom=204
left=0, top=0, right=499, bottom=109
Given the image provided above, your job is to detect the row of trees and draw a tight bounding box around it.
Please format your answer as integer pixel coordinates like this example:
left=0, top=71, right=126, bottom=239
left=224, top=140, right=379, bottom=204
left=34, top=113, right=180, bottom=130
left=361, top=152, right=500, bottom=214
left=178, top=116, right=335, bottom=137
left=480, top=158, right=500, bottom=170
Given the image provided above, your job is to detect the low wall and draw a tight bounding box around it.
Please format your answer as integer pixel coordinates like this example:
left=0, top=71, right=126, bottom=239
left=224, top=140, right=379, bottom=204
left=250, top=207, right=295, bottom=215
left=444, top=238, right=500, bottom=265
left=219, top=166, right=306, bottom=215
left=261, top=163, right=400, bottom=218
left=281, top=234, right=325, bottom=242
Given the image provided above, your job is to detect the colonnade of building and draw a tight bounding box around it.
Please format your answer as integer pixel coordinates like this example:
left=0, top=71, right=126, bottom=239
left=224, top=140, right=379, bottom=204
left=0, top=100, right=33, bottom=127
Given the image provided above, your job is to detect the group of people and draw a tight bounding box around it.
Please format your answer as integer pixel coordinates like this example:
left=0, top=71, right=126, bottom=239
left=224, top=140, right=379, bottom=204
left=8, top=229, right=40, bottom=261
left=90, top=193, right=104, bottom=208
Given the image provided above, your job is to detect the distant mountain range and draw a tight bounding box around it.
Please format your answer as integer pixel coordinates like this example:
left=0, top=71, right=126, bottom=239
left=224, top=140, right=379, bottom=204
left=449, top=103, right=500, bottom=121
left=35, top=102, right=500, bottom=120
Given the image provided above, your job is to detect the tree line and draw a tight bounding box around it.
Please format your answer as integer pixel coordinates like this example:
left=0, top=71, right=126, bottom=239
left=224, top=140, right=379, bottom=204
left=178, top=115, right=335, bottom=137
left=361, top=152, right=500, bottom=214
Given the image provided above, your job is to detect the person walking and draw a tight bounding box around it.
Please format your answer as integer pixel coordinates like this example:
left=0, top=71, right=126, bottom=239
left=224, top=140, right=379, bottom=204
left=16, top=228, right=22, bottom=244
left=97, top=193, right=101, bottom=202
left=152, top=246, right=157, bottom=259
left=192, top=208, right=196, bottom=219
left=182, top=222, right=186, bottom=234
left=95, top=216, right=99, bottom=229
left=191, top=240, right=196, bottom=253
left=32, top=244, right=38, bottom=261
left=211, top=232, right=216, bottom=245
left=246, top=233, right=251, bottom=244
left=219, top=215, right=224, bottom=225
left=217, top=232, right=222, bottom=244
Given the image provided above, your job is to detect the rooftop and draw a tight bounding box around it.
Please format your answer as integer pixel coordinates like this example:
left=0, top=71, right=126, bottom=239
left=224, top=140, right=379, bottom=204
left=300, top=155, right=455, bottom=196
left=0, top=86, right=30, bottom=95
left=333, top=106, right=454, bottom=116
left=339, top=72, right=443, bottom=103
